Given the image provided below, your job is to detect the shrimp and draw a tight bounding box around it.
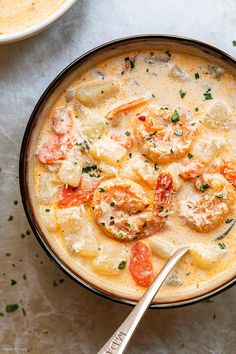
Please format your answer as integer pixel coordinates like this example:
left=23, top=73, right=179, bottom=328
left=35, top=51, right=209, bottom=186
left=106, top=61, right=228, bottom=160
left=57, top=174, right=99, bottom=207
left=220, top=160, right=236, bottom=188
left=129, top=241, right=153, bottom=287
left=52, top=107, right=73, bottom=135
left=91, top=173, right=173, bottom=241
left=134, top=107, right=195, bottom=163
left=37, top=134, right=72, bottom=164
left=180, top=159, right=204, bottom=180
left=106, top=98, right=148, bottom=119
left=109, top=128, right=134, bottom=149
left=179, top=173, right=235, bottom=232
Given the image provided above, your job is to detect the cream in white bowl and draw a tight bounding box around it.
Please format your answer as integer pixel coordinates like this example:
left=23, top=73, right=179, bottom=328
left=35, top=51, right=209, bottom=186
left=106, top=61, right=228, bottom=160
left=0, top=0, right=77, bottom=44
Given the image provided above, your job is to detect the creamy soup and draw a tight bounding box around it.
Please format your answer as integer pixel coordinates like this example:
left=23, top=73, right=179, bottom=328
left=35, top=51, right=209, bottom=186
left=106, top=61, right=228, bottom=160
left=28, top=42, right=236, bottom=303
left=0, top=0, right=65, bottom=35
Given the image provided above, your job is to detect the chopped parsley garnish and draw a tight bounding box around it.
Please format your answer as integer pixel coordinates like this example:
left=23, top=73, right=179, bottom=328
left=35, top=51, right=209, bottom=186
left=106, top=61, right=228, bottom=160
left=80, top=140, right=90, bottom=151
left=129, top=153, right=132, bottom=158
left=118, top=232, right=124, bottom=238
left=22, top=308, right=26, bottom=317
left=179, top=90, right=186, bottom=99
left=204, top=88, right=213, bottom=100
left=154, top=163, right=159, bottom=171
left=6, top=253, right=11, bottom=256
left=174, top=129, right=183, bottom=136
left=146, top=137, right=151, bottom=141
left=195, top=72, right=200, bottom=79
left=216, top=193, right=224, bottom=199
left=188, top=153, right=193, bottom=159
left=23, top=273, right=27, bottom=280
left=199, top=183, right=209, bottom=192
left=82, top=164, right=97, bottom=174
left=5, top=304, right=19, bottom=313
left=14, top=200, right=18, bottom=205
left=11, top=279, right=17, bottom=286
left=170, top=148, right=174, bottom=154
left=118, top=260, right=127, bottom=270
left=195, top=107, right=199, bottom=112
left=125, top=131, right=131, bottom=136
left=152, top=93, right=156, bottom=98
left=171, top=110, right=180, bottom=123
left=45, top=209, right=50, bottom=213
left=165, top=50, right=171, bottom=57
left=8, top=215, right=13, bottom=221
left=99, top=188, right=105, bottom=193
left=225, top=219, right=234, bottom=224
left=110, top=202, right=115, bottom=207
left=218, top=242, right=226, bottom=249
left=110, top=216, right=114, bottom=220
left=233, top=41, right=236, bottom=47
left=26, top=229, right=31, bottom=235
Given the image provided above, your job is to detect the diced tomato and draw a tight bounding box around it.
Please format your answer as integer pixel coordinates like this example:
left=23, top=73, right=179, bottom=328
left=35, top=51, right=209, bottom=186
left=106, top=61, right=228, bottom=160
left=58, top=175, right=99, bottom=207
left=37, top=135, right=72, bottom=164
left=129, top=241, right=153, bottom=287
left=220, top=160, right=236, bottom=188
left=52, top=108, right=73, bottom=135
left=154, top=172, right=173, bottom=214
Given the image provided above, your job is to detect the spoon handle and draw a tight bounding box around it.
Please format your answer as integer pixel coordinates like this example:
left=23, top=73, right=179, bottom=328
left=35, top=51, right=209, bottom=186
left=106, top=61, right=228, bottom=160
left=97, top=246, right=189, bottom=354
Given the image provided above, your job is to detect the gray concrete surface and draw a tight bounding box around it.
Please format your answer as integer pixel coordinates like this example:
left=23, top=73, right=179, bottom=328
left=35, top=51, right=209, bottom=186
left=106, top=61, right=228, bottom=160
left=0, top=0, right=236, bottom=353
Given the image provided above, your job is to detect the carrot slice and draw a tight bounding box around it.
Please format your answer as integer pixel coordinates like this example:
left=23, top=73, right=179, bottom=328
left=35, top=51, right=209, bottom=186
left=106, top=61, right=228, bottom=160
left=37, top=135, right=72, bottom=164
left=129, top=241, right=153, bottom=287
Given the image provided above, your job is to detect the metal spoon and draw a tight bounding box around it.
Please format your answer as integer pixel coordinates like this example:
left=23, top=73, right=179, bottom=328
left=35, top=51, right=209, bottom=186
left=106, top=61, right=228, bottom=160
left=97, top=246, right=189, bottom=354
left=97, top=219, right=235, bottom=354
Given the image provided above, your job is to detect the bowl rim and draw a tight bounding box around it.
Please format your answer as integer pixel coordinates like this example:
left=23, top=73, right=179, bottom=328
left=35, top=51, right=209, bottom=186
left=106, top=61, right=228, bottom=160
left=0, top=0, right=77, bottom=45
left=19, top=34, right=236, bottom=308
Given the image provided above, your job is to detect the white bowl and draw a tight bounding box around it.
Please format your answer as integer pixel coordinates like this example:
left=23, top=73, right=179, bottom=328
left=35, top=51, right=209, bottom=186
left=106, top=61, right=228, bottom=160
left=0, top=0, right=77, bottom=45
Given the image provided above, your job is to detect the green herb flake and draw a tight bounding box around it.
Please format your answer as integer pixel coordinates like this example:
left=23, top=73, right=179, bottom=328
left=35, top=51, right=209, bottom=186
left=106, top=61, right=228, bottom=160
left=188, top=153, right=193, bottom=159
left=232, top=41, right=236, bottom=47
left=225, top=219, right=234, bottom=224
left=171, top=110, right=180, bottom=123
left=45, top=208, right=50, bottom=213
left=125, top=131, right=131, bottom=136
left=199, top=183, right=209, bottom=192
left=179, top=90, right=186, bottom=99
left=99, top=188, right=105, bottom=193
left=23, top=274, right=27, bottom=280
left=216, top=193, right=224, bottom=199
left=26, top=230, right=31, bottom=235
left=110, top=216, right=114, bottom=220
left=118, top=260, right=127, bottom=270
left=8, top=215, right=13, bottom=221
left=195, top=107, right=199, bottom=112
left=204, top=88, right=213, bottom=100
left=154, top=163, right=159, bottom=171
left=195, top=72, right=200, bottom=80
left=110, top=202, right=115, bottom=207
left=82, top=164, right=97, bottom=174
left=6, top=253, right=11, bottom=256
left=118, top=232, right=124, bottom=239
left=5, top=304, right=19, bottom=313
left=10, top=279, right=17, bottom=286
left=129, top=153, right=132, bottom=158
left=174, top=129, right=183, bottom=137
left=152, top=93, right=156, bottom=98
left=0, top=313, right=4, bottom=317
left=14, top=200, right=18, bottom=205
left=218, top=242, right=226, bottom=249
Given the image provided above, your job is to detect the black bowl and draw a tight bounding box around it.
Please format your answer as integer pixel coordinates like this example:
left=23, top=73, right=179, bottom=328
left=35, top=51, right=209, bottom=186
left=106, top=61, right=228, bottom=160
left=19, top=35, right=236, bottom=308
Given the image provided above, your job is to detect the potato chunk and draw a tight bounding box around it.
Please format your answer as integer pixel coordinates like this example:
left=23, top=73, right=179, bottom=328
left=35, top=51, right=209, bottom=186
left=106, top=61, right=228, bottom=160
left=148, top=237, right=175, bottom=259
left=36, top=172, right=61, bottom=202
left=190, top=244, right=226, bottom=269
left=66, top=223, right=99, bottom=258
left=92, top=243, right=127, bottom=275
left=58, top=147, right=82, bottom=187
left=90, top=136, right=127, bottom=165
left=76, top=78, right=119, bottom=107
left=192, top=136, right=226, bottom=164
left=57, top=207, right=84, bottom=233
left=39, top=206, right=58, bottom=231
